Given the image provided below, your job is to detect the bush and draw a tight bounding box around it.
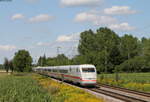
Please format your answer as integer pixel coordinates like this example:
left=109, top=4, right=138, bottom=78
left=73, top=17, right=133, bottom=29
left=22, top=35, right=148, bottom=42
left=118, top=56, right=149, bottom=72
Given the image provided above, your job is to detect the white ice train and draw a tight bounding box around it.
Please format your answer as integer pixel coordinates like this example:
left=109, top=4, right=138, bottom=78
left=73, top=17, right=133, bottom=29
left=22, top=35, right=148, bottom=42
left=33, top=64, right=97, bottom=86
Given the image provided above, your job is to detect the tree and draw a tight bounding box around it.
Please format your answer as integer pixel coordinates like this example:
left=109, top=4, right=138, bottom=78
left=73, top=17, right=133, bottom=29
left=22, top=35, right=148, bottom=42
left=142, top=38, right=150, bottom=57
left=4, top=58, right=9, bottom=73
left=13, top=50, right=32, bottom=72
left=46, top=54, right=71, bottom=66
left=78, top=27, right=121, bottom=73
left=43, top=54, right=47, bottom=66
left=78, top=29, right=95, bottom=55
left=0, top=64, right=4, bottom=69
left=57, top=54, right=70, bottom=65
left=37, top=54, right=47, bottom=66
left=37, top=56, right=42, bottom=66
left=9, top=60, right=14, bottom=72
left=74, top=27, right=150, bottom=73
left=120, top=34, right=140, bottom=61
left=117, top=56, right=149, bottom=72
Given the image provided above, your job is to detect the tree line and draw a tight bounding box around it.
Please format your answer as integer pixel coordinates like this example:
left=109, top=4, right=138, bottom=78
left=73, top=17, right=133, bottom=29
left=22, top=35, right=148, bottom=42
left=77, top=28, right=150, bottom=73
left=1, top=27, right=150, bottom=73
left=2, top=50, right=32, bottom=72
left=37, top=27, right=150, bottom=73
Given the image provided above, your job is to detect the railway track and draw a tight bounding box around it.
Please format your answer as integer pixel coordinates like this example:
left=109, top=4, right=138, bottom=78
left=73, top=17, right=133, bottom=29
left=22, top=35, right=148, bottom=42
left=99, top=83, right=150, bottom=98
left=89, top=84, right=150, bottom=102
left=89, top=87, right=148, bottom=102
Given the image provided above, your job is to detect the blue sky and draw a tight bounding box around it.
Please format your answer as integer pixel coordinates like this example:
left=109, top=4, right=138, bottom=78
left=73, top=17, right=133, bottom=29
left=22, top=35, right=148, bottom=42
left=0, top=0, right=150, bottom=63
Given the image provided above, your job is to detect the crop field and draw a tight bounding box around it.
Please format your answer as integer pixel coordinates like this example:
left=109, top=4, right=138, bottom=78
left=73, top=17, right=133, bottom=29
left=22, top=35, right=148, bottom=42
left=98, top=73, right=150, bottom=92
left=0, top=73, right=52, bottom=102
left=0, top=73, right=103, bottom=102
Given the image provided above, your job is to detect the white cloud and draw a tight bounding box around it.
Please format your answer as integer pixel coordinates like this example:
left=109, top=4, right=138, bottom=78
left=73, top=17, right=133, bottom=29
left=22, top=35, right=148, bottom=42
left=11, top=14, right=24, bottom=20
left=37, top=42, right=45, bottom=46
left=61, top=0, right=103, bottom=7
left=75, top=11, right=117, bottom=26
left=0, top=45, right=16, bottom=51
left=29, top=14, right=54, bottom=23
left=74, top=10, right=136, bottom=31
left=109, top=22, right=136, bottom=31
left=36, top=42, right=49, bottom=46
left=56, top=33, right=80, bottom=42
left=104, top=6, right=137, bottom=15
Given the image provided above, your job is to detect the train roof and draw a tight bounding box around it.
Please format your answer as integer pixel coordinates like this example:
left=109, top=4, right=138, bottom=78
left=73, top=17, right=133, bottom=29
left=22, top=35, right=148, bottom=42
left=33, top=64, right=95, bottom=69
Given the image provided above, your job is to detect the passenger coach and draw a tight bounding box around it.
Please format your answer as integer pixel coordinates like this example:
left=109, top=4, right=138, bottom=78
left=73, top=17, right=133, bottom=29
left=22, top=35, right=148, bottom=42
left=33, top=64, right=97, bottom=86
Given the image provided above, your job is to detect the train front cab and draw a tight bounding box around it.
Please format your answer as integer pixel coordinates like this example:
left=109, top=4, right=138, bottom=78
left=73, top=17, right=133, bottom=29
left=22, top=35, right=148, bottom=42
left=80, top=66, right=97, bottom=86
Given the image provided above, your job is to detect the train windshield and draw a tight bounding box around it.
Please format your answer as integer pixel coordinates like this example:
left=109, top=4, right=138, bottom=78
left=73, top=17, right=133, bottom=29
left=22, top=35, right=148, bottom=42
left=82, top=68, right=95, bottom=73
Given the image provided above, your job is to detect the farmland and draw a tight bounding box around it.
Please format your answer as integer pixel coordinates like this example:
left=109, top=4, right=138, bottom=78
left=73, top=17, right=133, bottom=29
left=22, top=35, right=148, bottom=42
left=98, top=73, right=150, bottom=92
left=0, top=73, right=102, bottom=102
left=0, top=73, right=52, bottom=102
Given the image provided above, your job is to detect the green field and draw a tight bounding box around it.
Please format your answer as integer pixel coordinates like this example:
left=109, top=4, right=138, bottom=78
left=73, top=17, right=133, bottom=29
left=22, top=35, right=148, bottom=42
left=0, top=73, right=102, bottom=102
left=98, top=73, right=150, bottom=92
left=0, top=73, right=52, bottom=102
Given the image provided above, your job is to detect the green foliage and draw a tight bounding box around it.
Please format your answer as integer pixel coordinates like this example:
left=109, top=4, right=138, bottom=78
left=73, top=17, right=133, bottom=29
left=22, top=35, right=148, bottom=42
left=142, top=38, right=150, bottom=58
left=56, top=54, right=70, bottom=65
left=37, top=54, right=71, bottom=66
left=13, top=50, right=32, bottom=72
left=75, top=27, right=150, bottom=73
left=3, top=58, right=9, bottom=73
left=0, top=64, right=4, bottom=69
left=98, top=73, right=150, bottom=92
left=117, top=56, right=150, bottom=72
left=9, top=60, right=14, bottom=72
left=37, top=54, right=47, bottom=66
left=120, top=34, right=140, bottom=60
left=78, top=27, right=121, bottom=73
left=0, top=74, right=52, bottom=102
left=3, top=58, right=14, bottom=73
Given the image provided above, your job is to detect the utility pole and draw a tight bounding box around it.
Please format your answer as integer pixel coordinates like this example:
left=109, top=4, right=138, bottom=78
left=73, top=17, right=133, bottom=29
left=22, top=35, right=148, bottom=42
left=40, top=57, right=43, bottom=66
left=104, top=46, right=107, bottom=73
left=57, top=47, right=61, bottom=55
left=57, top=47, right=61, bottom=65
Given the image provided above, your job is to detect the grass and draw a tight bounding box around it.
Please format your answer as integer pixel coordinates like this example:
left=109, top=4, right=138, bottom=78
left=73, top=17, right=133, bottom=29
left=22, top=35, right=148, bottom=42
left=0, top=73, right=103, bottom=102
left=98, top=73, right=150, bottom=92
left=0, top=73, right=52, bottom=102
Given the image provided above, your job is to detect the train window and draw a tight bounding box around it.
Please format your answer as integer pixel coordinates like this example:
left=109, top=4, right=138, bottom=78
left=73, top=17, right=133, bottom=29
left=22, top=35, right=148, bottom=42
left=76, top=68, right=79, bottom=72
left=69, top=67, right=72, bottom=72
left=48, top=69, right=51, bottom=72
left=60, top=69, right=68, bottom=73
left=82, top=68, right=95, bottom=72
left=53, top=69, right=57, bottom=72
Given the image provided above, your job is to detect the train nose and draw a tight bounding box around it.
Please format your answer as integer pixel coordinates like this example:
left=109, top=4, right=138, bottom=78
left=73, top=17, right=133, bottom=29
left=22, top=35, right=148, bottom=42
left=82, top=73, right=96, bottom=79
left=80, top=78, right=97, bottom=86
left=81, top=73, right=97, bottom=86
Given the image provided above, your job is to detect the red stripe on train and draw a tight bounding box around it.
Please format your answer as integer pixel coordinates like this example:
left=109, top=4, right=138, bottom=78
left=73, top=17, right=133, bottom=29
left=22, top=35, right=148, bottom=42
left=81, top=80, right=96, bottom=82
left=48, top=72, right=96, bottom=82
